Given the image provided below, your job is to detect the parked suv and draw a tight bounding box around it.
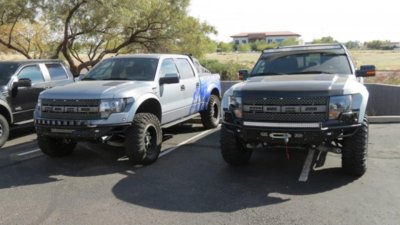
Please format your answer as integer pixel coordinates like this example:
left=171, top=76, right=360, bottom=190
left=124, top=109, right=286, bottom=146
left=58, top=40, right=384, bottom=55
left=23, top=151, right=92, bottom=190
left=220, top=44, right=375, bottom=176
left=0, top=60, right=74, bottom=147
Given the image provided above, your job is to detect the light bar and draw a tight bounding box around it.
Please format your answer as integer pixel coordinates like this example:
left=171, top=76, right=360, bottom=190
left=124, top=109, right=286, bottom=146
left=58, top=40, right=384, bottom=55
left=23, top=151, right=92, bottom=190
left=263, top=44, right=342, bottom=53
left=243, top=121, right=321, bottom=128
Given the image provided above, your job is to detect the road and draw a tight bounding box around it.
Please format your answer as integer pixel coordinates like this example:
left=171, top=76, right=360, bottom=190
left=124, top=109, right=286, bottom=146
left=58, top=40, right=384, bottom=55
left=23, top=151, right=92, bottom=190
left=0, top=123, right=399, bottom=225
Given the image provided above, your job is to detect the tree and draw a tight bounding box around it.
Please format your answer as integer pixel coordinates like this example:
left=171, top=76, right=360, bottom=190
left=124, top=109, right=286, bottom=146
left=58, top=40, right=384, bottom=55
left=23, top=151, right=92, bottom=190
left=365, top=40, right=391, bottom=50
left=0, top=0, right=42, bottom=58
left=345, top=41, right=361, bottom=49
left=162, top=16, right=217, bottom=56
left=312, top=36, right=338, bottom=44
left=0, top=0, right=216, bottom=76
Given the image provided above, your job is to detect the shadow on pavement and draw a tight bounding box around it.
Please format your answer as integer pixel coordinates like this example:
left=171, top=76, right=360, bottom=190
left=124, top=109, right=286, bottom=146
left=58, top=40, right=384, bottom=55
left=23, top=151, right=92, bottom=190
left=112, top=129, right=358, bottom=213
left=0, top=125, right=358, bottom=213
left=0, top=142, right=132, bottom=188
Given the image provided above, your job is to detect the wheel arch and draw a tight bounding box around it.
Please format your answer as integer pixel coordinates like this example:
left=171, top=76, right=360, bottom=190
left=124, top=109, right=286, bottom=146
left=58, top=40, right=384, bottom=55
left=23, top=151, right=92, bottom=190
left=0, top=102, right=13, bottom=125
left=135, top=98, right=162, bottom=122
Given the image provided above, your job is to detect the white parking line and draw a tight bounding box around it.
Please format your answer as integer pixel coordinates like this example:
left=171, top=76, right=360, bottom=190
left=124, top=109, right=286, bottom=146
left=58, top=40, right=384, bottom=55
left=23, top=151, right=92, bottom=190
left=160, top=126, right=220, bottom=158
left=299, top=148, right=315, bottom=182
left=17, top=149, right=41, bottom=156
left=13, top=126, right=219, bottom=159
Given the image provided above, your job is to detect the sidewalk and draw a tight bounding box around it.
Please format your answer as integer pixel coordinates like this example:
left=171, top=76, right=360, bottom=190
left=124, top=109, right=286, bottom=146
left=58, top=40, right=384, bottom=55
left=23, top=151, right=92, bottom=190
left=368, top=116, right=400, bottom=123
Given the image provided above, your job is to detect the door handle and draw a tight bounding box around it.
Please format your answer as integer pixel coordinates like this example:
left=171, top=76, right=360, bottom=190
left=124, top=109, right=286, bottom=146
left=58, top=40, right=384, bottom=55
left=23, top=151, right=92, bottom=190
left=180, top=85, right=185, bottom=91
left=196, top=82, right=200, bottom=87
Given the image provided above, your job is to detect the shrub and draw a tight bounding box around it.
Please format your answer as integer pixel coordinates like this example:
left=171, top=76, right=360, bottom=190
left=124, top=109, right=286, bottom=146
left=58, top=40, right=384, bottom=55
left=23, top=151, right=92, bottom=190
left=238, top=43, right=251, bottom=52
left=200, top=59, right=250, bottom=80
left=218, top=42, right=234, bottom=52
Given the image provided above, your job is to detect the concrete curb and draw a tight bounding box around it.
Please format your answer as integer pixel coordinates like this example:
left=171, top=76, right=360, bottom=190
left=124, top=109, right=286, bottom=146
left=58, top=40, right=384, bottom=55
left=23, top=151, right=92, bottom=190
left=368, top=116, right=400, bottom=124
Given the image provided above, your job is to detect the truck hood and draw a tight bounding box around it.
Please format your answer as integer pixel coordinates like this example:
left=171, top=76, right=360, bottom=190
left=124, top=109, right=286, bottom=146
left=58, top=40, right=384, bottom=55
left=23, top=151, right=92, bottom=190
left=40, top=80, right=154, bottom=99
left=233, top=74, right=363, bottom=95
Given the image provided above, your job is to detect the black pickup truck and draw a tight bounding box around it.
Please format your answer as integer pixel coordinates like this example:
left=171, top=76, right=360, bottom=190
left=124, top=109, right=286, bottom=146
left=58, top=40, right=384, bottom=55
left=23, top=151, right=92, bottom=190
left=0, top=60, right=74, bottom=147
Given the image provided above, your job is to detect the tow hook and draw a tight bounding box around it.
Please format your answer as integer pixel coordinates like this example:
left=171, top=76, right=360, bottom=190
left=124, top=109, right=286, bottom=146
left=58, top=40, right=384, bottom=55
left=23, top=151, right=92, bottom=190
left=269, top=133, right=291, bottom=160
left=269, top=133, right=292, bottom=140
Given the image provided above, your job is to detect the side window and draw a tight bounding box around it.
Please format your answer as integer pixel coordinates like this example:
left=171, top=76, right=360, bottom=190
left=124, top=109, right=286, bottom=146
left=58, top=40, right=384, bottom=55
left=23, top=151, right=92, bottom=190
left=176, top=58, right=195, bottom=79
left=17, top=65, right=44, bottom=84
left=160, top=58, right=179, bottom=78
left=46, top=63, right=68, bottom=80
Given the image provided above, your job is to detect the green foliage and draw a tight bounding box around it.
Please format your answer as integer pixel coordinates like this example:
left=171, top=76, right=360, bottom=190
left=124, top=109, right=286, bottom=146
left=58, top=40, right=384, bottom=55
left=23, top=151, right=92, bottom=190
left=0, top=0, right=216, bottom=75
left=200, top=59, right=250, bottom=80
left=312, top=36, right=338, bottom=44
left=345, top=41, right=361, bottom=49
left=365, top=40, right=391, bottom=50
left=279, top=37, right=299, bottom=46
left=251, top=40, right=271, bottom=51
left=163, top=17, right=217, bottom=57
left=238, top=43, right=251, bottom=52
left=218, top=42, right=233, bottom=52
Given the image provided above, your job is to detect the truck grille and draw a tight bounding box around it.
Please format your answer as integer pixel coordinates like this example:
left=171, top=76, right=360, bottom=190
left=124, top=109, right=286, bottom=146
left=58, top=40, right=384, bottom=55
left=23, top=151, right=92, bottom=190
left=242, top=96, right=329, bottom=122
left=41, top=99, right=101, bottom=120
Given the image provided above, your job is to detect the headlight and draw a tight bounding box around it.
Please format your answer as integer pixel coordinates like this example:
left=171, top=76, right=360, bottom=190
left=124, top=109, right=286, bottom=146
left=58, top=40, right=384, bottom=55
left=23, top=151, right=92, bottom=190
left=329, top=95, right=352, bottom=120
left=36, top=98, right=42, bottom=111
left=99, top=98, right=132, bottom=119
left=228, top=95, right=242, bottom=118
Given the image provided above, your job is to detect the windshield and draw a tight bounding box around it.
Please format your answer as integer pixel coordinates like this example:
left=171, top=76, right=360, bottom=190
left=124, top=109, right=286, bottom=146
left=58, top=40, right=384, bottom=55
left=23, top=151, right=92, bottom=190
left=0, top=63, right=19, bottom=85
left=251, top=52, right=352, bottom=76
left=82, top=58, right=159, bottom=81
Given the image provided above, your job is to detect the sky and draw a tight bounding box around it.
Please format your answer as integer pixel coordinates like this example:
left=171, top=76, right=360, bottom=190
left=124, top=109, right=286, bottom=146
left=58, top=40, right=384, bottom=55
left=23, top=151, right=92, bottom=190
left=188, top=0, right=399, bottom=43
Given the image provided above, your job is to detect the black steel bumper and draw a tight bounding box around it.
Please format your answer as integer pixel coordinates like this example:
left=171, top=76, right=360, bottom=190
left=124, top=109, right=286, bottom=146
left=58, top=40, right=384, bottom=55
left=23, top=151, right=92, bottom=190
left=222, top=121, right=361, bottom=146
left=35, top=123, right=131, bottom=140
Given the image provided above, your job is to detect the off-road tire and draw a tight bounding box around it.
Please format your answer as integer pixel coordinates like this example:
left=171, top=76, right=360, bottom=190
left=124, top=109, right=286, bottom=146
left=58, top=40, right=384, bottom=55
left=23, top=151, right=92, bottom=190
left=37, top=135, right=76, bottom=157
left=0, top=114, right=10, bottom=148
left=125, top=113, right=162, bottom=165
left=201, top=95, right=221, bottom=129
left=342, top=117, right=368, bottom=176
left=220, top=126, right=252, bottom=165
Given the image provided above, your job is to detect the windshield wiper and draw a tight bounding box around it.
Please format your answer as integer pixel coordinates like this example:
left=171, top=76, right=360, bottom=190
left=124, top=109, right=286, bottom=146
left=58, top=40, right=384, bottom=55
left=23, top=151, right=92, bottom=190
left=103, top=78, right=130, bottom=80
left=288, top=70, right=333, bottom=74
left=253, top=72, right=286, bottom=76
left=81, top=77, right=97, bottom=81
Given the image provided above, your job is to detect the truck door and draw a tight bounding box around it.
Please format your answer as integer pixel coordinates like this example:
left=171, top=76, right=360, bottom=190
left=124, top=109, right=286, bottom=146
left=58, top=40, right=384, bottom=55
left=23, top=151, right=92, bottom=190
left=158, top=58, right=186, bottom=124
left=175, top=58, right=201, bottom=116
left=10, top=65, right=46, bottom=123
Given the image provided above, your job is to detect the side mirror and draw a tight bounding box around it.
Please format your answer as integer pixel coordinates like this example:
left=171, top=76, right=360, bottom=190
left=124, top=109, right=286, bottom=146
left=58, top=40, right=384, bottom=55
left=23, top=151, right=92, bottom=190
left=356, top=65, right=376, bottom=77
left=14, top=78, right=32, bottom=88
left=159, top=73, right=179, bottom=85
left=238, top=70, right=249, bottom=80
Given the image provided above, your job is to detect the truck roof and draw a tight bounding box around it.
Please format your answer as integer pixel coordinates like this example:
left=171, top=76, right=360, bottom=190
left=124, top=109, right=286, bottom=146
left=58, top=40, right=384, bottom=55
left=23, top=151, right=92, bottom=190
left=263, top=44, right=345, bottom=54
left=111, top=54, right=191, bottom=59
left=0, top=59, right=63, bottom=65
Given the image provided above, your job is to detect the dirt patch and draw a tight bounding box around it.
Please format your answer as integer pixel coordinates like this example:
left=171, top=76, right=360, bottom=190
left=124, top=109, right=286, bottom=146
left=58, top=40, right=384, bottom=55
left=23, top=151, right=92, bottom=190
left=365, top=70, right=400, bottom=85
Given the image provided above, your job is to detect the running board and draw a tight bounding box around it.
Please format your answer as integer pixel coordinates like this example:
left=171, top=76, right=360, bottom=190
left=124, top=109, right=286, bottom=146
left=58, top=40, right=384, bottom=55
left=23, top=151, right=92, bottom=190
left=162, top=113, right=200, bottom=129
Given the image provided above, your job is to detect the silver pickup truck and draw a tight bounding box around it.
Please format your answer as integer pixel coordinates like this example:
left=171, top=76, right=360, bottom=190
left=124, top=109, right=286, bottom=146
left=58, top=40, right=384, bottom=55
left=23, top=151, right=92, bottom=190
left=34, top=54, right=221, bottom=165
left=221, top=44, right=375, bottom=176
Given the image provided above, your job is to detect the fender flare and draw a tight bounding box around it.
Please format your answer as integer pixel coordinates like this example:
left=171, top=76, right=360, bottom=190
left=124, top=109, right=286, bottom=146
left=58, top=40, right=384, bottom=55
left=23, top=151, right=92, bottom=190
left=126, top=93, right=161, bottom=122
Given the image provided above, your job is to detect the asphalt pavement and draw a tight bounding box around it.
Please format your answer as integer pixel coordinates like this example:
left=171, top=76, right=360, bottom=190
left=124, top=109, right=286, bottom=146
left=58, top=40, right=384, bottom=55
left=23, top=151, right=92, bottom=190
left=0, top=123, right=399, bottom=225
